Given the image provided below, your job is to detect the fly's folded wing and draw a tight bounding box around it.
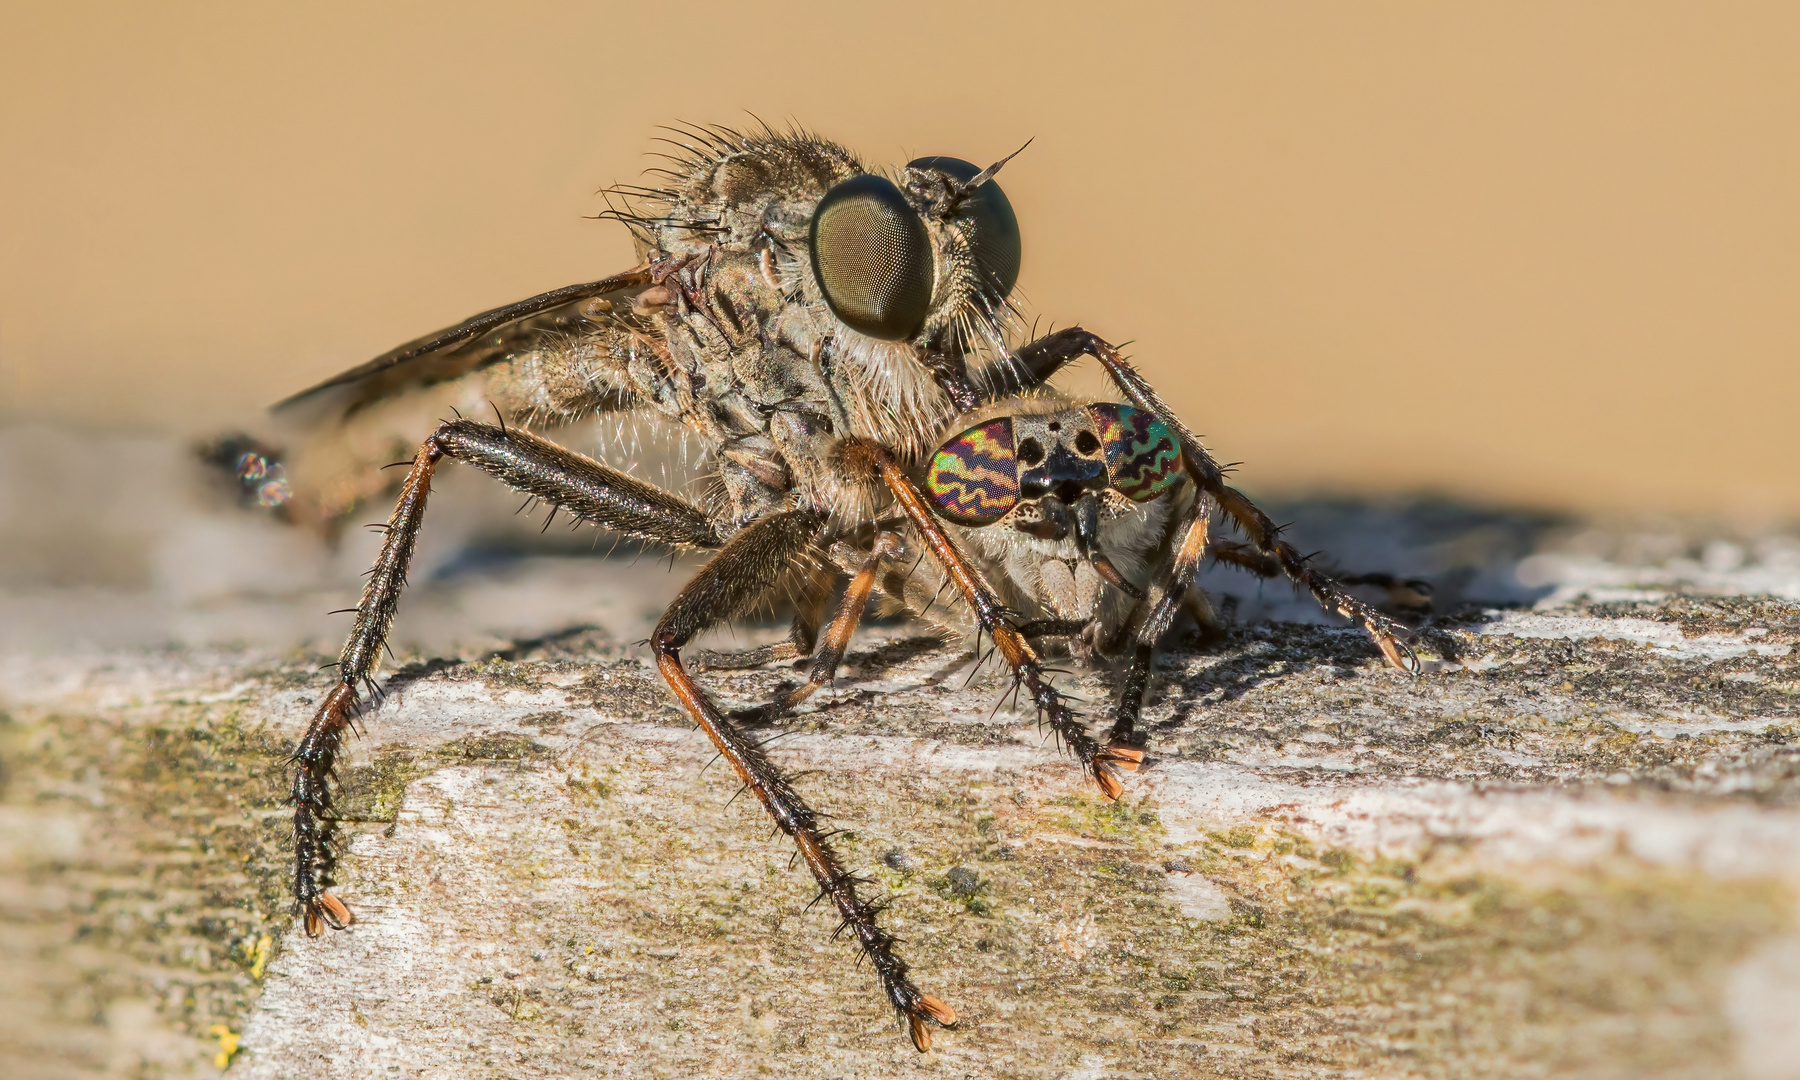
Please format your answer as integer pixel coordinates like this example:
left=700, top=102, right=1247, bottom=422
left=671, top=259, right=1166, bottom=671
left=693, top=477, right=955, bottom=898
left=275, top=269, right=654, bottom=423
left=257, top=269, right=655, bottom=528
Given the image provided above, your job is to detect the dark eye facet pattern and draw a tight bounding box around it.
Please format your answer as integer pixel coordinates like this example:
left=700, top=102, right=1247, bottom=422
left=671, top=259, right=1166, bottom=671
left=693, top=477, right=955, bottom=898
left=809, top=174, right=934, bottom=340
left=906, top=156, right=1022, bottom=299
left=925, top=418, right=1020, bottom=526
left=1086, top=403, right=1181, bottom=502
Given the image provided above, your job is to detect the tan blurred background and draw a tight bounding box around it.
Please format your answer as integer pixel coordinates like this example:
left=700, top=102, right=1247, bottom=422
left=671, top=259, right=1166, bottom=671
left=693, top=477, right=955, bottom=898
left=1, top=1, right=1795, bottom=517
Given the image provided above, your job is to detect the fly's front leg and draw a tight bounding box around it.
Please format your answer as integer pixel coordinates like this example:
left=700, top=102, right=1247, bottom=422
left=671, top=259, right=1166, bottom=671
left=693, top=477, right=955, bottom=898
left=1010, top=327, right=1418, bottom=672
left=649, top=512, right=956, bottom=1051
left=837, top=439, right=1141, bottom=799
left=291, top=419, right=721, bottom=937
left=1207, top=485, right=1417, bottom=671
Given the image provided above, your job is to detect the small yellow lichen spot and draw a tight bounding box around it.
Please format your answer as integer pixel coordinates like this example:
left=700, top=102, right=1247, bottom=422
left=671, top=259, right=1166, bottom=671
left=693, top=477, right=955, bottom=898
left=207, top=1025, right=240, bottom=1069
left=248, top=935, right=272, bottom=980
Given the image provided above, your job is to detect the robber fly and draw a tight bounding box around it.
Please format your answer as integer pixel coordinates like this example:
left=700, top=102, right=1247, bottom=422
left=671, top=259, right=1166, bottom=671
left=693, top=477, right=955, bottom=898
left=259, top=122, right=1415, bottom=1052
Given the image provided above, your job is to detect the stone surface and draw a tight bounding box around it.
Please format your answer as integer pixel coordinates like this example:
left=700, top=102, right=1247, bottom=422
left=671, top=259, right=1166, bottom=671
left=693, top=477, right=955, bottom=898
left=3, top=426, right=1799, bottom=1078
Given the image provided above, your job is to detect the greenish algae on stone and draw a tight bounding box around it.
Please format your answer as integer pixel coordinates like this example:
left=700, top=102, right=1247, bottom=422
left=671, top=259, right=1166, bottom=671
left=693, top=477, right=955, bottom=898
left=0, top=696, right=295, bottom=1077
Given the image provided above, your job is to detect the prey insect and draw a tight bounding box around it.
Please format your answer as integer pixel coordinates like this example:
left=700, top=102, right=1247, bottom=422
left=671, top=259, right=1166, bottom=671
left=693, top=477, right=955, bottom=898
left=263, top=122, right=1416, bottom=1053
left=917, top=390, right=1419, bottom=753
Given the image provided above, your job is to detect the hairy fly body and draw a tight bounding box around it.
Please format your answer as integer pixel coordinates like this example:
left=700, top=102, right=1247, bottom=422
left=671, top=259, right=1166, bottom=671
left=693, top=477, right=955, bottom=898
left=257, top=122, right=1419, bottom=1053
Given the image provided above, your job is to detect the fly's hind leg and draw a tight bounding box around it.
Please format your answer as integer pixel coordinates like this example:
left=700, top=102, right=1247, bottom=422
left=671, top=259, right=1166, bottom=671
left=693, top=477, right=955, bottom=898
left=650, top=511, right=956, bottom=1051
left=290, top=419, right=722, bottom=937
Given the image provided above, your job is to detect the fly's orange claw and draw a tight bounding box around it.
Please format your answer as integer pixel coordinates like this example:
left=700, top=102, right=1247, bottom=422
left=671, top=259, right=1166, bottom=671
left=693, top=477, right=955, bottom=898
left=907, top=995, right=958, bottom=1051
left=1094, top=764, right=1125, bottom=801
left=1106, top=745, right=1145, bottom=772
left=1376, top=633, right=1420, bottom=673
left=1092, top=744, right=1145, bottom=800
left=303, top=892, right=353, bottom=937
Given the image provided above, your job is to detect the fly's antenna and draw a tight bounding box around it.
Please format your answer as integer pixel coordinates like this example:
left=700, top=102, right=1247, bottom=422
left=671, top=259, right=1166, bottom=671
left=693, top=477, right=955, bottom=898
left=949, top=138, right=1033, bottom=211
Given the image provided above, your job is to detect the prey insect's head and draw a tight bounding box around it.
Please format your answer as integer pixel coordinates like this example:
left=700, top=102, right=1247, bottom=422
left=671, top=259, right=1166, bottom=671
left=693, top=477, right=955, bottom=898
left=924, top=402, right=1182, bottom=544
left=808, top=149, right=1024, bottom=344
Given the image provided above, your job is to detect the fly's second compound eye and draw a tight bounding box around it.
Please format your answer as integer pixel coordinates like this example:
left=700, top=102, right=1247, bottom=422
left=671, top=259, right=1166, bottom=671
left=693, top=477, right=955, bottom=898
left=810, top=174, right=934, bottom=340
left=925, top=418, right=1019, bottom=526
left=1086, top=403, right=1181, bottom=502
left=907, top=155, right=1022, bottom=300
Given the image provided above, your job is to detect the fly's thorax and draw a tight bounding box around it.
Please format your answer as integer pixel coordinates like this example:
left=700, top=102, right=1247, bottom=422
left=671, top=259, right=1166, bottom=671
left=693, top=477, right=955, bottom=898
left=634, top=132, right=863, bottom=257
left=612, top=132, right=1024, bottom=493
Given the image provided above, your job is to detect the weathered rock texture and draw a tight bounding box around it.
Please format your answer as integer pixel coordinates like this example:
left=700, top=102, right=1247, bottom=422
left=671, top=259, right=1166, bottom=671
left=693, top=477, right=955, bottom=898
left=2, top=426, right=1799, bottom=1078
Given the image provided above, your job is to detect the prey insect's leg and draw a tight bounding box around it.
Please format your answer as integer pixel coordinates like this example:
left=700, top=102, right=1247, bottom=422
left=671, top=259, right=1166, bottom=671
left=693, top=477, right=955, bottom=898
left=1320, top=570, right=1434, bottom=615
left=1010, top=328, right=1417, bottom=671
left=1208, top=539, right=1283, bottom=578
left=649, top=512, right=955, bottom=1051
left=1183, top=586, right=1228, bottom=644
left=1111, top=492, right=1216, bottom=749
left=838, top=439, right=1138, bottom=799
left=1015, top=619, right=1090, bottom=639
left=291, top=419, right=722, bottom=936
left=1210, top=539, right=1435, bottom=623
left=732, top=532, right=902, bottom=724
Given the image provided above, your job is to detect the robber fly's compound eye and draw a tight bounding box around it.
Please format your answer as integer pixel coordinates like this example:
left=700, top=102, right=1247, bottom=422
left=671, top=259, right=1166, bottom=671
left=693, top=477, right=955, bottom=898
left=925, top=418, right=1020, bottom=526
left=907, top=156, right=1023, bottom=299
left=809, top=174, right=934, bottom=341
left=1086, top=403, right=1182, bottom=502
